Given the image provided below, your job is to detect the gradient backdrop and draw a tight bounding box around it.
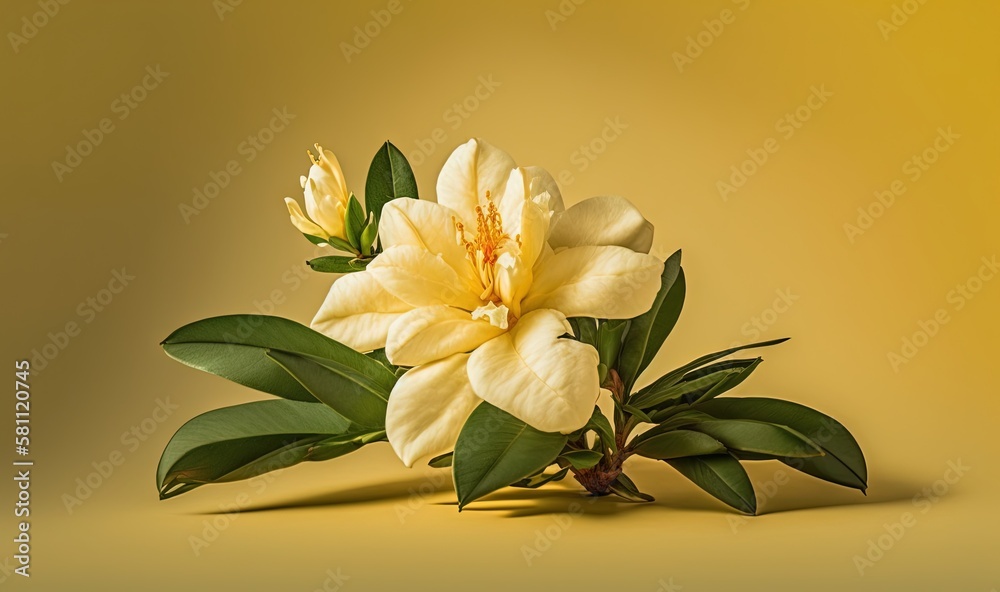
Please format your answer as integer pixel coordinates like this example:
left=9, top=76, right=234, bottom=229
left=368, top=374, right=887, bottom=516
left=2, top=1, right=998, bottom=590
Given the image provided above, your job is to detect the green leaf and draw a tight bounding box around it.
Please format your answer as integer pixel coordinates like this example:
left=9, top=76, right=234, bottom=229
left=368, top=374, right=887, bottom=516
left=633, top=429, right=727, bottom=460
left=453, top=403, right=568, bottom=509
left=567, top=317, right=598, bottom=348
left=636, top=339, right=788, bottom=406
left=581, top=407, right=616, bottom=452
left=666, top=454, right=756, bottom=514
left=621, top=403, right=653, bottom=424
left=428, top=452, right=453, bottom=468
left=596, top=319, right=629, bottom=372
left=156, top=399, right=354, bottom=499
left=695, top=398, right=867, bottom=491
left=344, top=194, right=366, bottom=251
left=559, top=449, right=604, bottom=470
left=364, top=141, right=419, bottom=224
left=365, top=348, right=396, bottom=372
left=608, top=472, right=655, bottom=502
left=304, top=233, right=357, bottom=254
left=633, top=358, right=762, bottom=410
left=359, top=215, right=379, bottom=255
left=264, top=350, right=391, bottom=429
left=691, top=419, right=823, bottom=458
left=306, top=255, right=371, bottom=273
left=511, top=467, right=570, bottom=489
left=618, top=250, right=685, bottom=393
left=161, top=315, right=394, bottom=403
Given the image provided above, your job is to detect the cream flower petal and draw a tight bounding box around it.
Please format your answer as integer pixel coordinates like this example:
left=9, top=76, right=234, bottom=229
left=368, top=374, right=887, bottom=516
left=366, top=245, right=484, bottom=311
left=378, top=198, right=478, bottom=290
left=436, top=138, right=517, bottom=224
left=385, top=353, right=482, bottom=467
left=521, top=245, right=664, bottom=319
left=548, top=195, right=655, bottom=254
left=311, top=271, right=412, bottom=352
left=284, top=197, right=327, bottom=239
left=385, top=305, right=505, bottom=367
left=467, top=309, right=600, bottom=433
left=523, top=165, right=564, bottom=213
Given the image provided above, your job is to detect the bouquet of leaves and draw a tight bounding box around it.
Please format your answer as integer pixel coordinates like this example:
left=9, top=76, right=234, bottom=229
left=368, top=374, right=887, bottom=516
left=157, top=139, right=866, bottom=513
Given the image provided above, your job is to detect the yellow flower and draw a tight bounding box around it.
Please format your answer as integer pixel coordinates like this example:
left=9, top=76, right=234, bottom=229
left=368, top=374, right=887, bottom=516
left=312, top=139, right=663, bottom=466
left=283, top=144, right=350, bottom=244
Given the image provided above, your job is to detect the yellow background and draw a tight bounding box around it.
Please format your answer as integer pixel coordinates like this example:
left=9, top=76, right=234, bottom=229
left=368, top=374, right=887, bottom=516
left=2, top=0, right=997, bottom=589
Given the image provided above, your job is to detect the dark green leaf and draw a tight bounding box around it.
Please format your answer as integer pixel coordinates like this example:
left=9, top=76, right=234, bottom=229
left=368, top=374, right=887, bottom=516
left=265, top=350, right=390, bottom=429
left=597, top=319, right=628, bottom=372
left=581, top=407, right=616, bottom=452
left=365, top=348, right=396, bottom=372
left=453, top=403, right=568, bottom=509
left=618, top=250, right=685, bottom=393
left=157, top=400, right=354, bottom=499
left=696, top=398, right=867, bottom=491
left=428, top=452, right=454, bottom=468
left=633, top=358, right=762, bottom=410
left=306, top=255, right=371, bottom=273
left=511, top=467, right=570, bottom=489
left=364, top=141, right=419, bottom=224
left=691, top=419, right=823, bottom=458
left=345, top=194, right=366, bottom=250
left=636, top=339, right=788, bottom=406
left=608, top=472, right=655, bottom=502
left=560, top=449, right=604, bottom=470
left=666, top=454, right=756, bottom=514
left=633, top=429, right=727, bottom=459
left=161, top=315, right=394, bottom=402
left=567, top=317, right=598, bottom=347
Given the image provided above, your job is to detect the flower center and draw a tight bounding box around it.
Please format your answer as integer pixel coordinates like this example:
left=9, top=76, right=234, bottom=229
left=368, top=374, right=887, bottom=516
left=453, top=192, right=521, bottom=304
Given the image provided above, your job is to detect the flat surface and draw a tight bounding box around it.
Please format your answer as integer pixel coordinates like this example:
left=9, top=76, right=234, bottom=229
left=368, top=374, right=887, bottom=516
left=1, top=1, right=997, bottom=590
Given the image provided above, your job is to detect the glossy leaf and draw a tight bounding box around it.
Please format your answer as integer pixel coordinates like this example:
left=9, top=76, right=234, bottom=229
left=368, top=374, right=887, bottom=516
left=453, top=403, right=568, bottom=509
left=618, top=249, right=684, bottom=393
left=161, top=315, right=393, bottom=403
left=428, top=452, right=453, bottom=468
left=608, top=472, right=654, bottom=502
left=265, top=350, right=390, bottom=429
left=666, top=454, right=756, bottom=514
left=364, top=141, right=419, bottom=224
left=511, top=467, right=570, bottom=489
left=690, top=419, right=823, bottom=458
left=633, top=429, right=727, bottom=460
left=306, top=256, right=371, bottom=273
left=696, top=397, right=867, bottom=491
left=559, top=449, right=604, bottom=470
left=157, top=399, right=355, bottom=499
